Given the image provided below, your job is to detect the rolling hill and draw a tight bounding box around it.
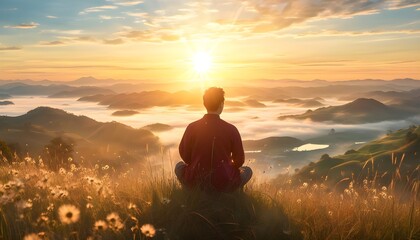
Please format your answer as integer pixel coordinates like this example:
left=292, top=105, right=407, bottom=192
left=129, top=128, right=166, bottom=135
left=0, top=83, right=115, bottom=97
left=243, top=137, right=303, bottom=153
left=78, top=90, right=202, bottom=109
left=294, top=125, right=420, bottom=188
left=0, top=107, right=161, bottom=162
left=279, top=98, right=417, bottom=124
left=274, top=98, right=324, bottom=108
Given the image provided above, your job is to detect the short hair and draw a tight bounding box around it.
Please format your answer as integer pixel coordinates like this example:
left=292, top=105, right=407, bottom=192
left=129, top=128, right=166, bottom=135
left=203, top=87, right=225, bottom=111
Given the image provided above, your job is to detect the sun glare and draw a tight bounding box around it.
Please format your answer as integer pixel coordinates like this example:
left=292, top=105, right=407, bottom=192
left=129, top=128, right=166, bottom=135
left=192, top=51, right=212, bottom=74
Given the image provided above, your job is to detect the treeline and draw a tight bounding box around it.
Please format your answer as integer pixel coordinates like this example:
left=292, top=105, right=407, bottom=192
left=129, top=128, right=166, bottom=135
left=0, top=137, right=74, bottom=171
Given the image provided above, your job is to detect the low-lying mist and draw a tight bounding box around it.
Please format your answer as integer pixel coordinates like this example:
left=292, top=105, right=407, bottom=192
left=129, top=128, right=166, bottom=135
left=2, top=95, right=420, bottom=179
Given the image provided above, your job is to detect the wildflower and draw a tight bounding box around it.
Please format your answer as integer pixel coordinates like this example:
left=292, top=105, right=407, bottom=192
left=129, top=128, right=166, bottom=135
left=328, top=211, right=333, bottom=217
left=59, top=168, right=66, bottom=175
left=9, top=170, right=19, bottom=176
left=131, top=225, right=139, bottom=232
left=141, top=224, right=156, bottom=237
left=38, top=159, right=45, bottom=167
left=23, top=233, right=41, bottom=240
left=302, top=182, right=308, bottom=189
left=47, top=203, right=54, bottom=211
left=94, top=220, right=108, bottom=231
left=58, top=204, right=80, bottom=224
left=87, top=196, right=93, bottom=201
left=128, top=203, right=137, bottom=210
left=86, top=203, right=93, bottom=209
left=344, top=189, right=351, bottom=196
left=106, top=212, right=121, bottom=223
left=107, top=212, right=124, bottom=231
left=70, top=164, right=77, bottom=171
left=379, top=192, right=387, bottom=199
left=381, top=186, right=387, bottom=191
left=38, top=213, right=49, bottom=223
left=296, top=199, right=302, bottom=204
left=20, top=199, right=33, bottom=209
left=102, top=165, right=110, bottom=170
left=161, top=198, right=171, bottom=205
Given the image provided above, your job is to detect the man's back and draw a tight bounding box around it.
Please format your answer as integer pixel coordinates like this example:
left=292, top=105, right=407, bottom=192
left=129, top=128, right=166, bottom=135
left=179, top=114, right=245, bottom=191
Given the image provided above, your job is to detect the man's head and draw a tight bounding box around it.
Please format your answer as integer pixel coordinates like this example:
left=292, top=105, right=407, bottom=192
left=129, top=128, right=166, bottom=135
left=203, top=87, right=225, bottom=114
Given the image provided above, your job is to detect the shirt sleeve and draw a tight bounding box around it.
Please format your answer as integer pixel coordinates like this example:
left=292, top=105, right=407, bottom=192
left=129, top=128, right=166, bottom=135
left=179, top=124, right=192, bottom=165
left=231, top=126, right=245, bottom=168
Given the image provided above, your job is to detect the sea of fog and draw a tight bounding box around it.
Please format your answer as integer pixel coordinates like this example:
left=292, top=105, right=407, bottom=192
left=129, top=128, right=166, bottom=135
left=2, top=96, right=420, bottom=178
left=2, top=96, right=420, bottom=145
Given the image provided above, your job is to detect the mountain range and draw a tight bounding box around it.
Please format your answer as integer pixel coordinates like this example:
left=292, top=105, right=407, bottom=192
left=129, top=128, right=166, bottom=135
left=279, top=98, right=419, bottom=124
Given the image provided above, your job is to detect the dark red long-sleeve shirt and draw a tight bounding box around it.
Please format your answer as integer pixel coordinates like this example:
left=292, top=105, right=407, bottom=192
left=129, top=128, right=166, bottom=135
left=179, top=114, right=245, bottom=191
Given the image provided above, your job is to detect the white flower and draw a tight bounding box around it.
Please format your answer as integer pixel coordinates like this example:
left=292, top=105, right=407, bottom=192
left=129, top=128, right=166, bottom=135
left=58, top=204, right=80, bottom=224
left=141, top=224, right=156, bottom=237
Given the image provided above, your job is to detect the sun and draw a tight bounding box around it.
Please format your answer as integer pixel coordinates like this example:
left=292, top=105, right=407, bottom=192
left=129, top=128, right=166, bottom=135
left=192, top=51, right=212, bottom=74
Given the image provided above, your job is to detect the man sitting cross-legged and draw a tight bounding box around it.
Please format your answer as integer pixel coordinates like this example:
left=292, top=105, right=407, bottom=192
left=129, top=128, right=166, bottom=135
left=175, top=87, right=252, bottom=192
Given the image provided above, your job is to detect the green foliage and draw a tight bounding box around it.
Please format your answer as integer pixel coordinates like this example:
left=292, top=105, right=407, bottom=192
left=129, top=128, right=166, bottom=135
left=0, top=140, right=13, bottom=163
left=344, top=149, right=357, bottom=155
left=405, top=131, right=418, bottom=143
left=42, top=137, right=74, bottom=171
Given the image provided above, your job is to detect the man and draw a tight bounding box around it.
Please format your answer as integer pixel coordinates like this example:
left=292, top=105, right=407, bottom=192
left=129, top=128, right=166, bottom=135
left=175, top=87, right=252, bottom=192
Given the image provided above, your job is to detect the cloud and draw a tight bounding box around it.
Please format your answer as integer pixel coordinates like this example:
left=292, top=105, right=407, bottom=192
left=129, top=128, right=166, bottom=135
left=125, top=12, right=149, bottom=18
left=46, top=15, right=57, bottom=19
left=103, top=38, right=125, bottom=44
left=295, top=29, right=420, bottom=38
left=0, top=46, right=22, bottom=50
left=100, top=15, right=125, bottom=20
left=123, top=29, right=181, bottom=42
left=42, top=29, right=83, bottom=35
left=80, top=5, right=118, bottom=14
left=118, top=0, right=420, bottom=43
left=40, top=41, right=66, bottom=46
left=4, top=22, right=39, bottom=29
left=39, top=35, right=126, bottom=46
left=107, top=0, right=143, bottom=6
left=388, top=0, right=420, bottom=9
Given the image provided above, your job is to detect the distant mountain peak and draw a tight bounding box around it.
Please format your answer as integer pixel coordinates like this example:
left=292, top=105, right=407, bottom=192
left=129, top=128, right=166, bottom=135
left=77, top=76, right=96, bottom=80
left=26, top=106, right=69, bottom=117
left=347, top=98, right=385, bottom=106
left=340, top=98, right=389, bottom=113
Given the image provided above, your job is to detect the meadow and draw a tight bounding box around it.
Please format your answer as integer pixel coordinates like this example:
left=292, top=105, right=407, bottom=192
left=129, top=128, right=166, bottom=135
left=0, top=153, right=418, bottom=240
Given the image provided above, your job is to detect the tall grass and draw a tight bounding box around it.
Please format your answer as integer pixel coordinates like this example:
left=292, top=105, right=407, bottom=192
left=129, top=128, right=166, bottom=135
left=0, top=155, right=418, bottom=240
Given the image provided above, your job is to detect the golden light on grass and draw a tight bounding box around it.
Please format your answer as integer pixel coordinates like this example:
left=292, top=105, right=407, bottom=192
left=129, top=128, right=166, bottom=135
left=192, top=51, right=212, bottom=75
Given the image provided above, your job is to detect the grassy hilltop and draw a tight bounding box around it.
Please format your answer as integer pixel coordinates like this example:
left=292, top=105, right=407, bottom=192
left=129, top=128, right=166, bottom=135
left=0, top=126, right=419, bottom=239
left=295, top=125, right=420, bottom=192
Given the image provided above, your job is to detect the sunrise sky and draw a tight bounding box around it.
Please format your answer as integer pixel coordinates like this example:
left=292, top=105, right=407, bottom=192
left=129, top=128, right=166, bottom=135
left=0, top=0, right=419, bottom=82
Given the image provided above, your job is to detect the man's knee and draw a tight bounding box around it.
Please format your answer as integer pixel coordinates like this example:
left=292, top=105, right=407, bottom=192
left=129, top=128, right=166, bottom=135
left=175, top=161, right=186, bottom=180
left=239, top=166, right=253, bottom=186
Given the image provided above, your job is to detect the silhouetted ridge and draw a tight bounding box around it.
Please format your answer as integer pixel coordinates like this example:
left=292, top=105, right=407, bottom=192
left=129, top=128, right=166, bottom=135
left=26, top=106, right=69, bottom=117
left=340, top=98, right=388, bottom=112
